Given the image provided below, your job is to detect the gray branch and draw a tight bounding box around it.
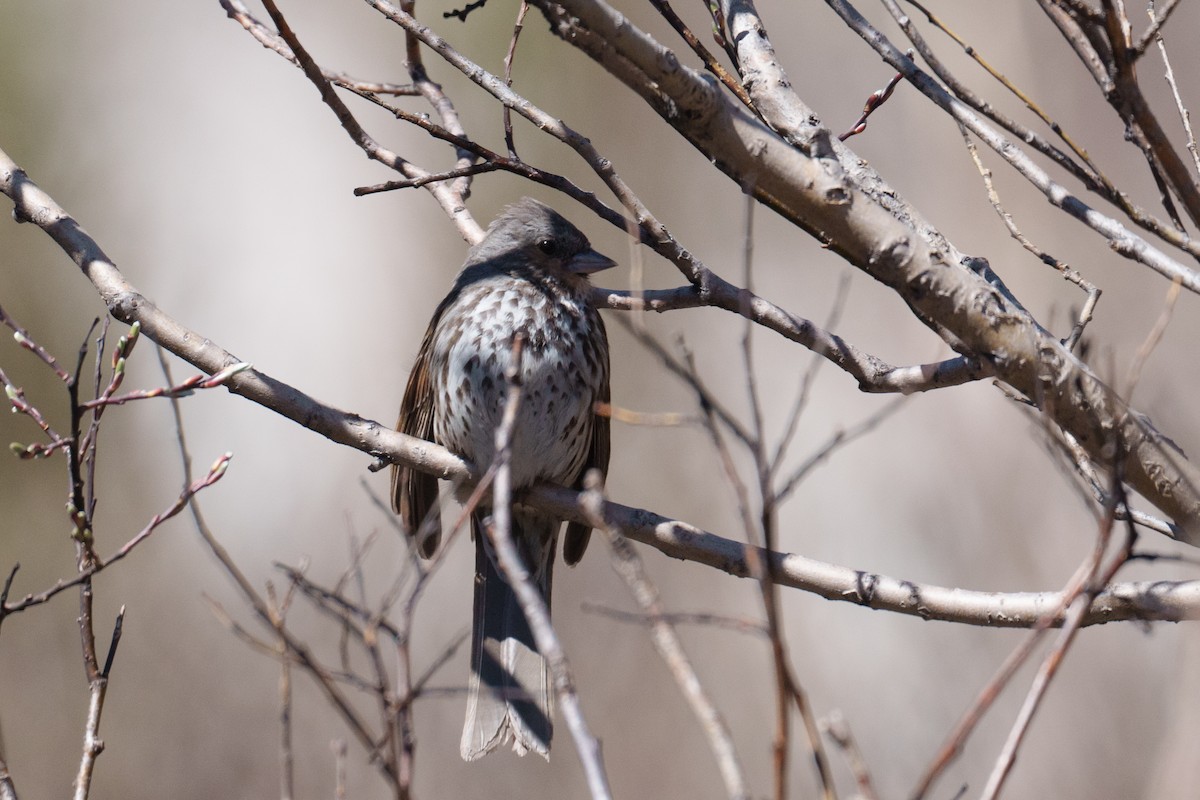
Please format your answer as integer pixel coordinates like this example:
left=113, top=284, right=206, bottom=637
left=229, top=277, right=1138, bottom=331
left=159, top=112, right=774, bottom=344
left=527, top=0, right=1200, bottom=541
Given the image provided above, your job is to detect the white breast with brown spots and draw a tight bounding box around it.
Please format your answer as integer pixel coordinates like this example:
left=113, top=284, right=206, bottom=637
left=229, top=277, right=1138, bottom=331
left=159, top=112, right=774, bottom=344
left=430, top=271, right=605, bottom=493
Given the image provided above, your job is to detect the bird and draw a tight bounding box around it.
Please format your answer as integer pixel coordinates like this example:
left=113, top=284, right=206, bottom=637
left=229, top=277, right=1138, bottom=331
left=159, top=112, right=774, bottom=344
left=391, top=197, right=614, bottom=760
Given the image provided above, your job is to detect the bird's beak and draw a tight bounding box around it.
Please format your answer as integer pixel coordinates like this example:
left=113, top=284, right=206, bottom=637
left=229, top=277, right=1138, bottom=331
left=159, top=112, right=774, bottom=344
left=568, top=247, right=618, bottom=275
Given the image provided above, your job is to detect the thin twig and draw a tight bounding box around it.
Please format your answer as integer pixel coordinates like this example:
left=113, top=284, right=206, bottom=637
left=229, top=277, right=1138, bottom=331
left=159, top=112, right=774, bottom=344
left=83, top=318, right=110, bottom=524
left=1123, top=277, right=1181, bottom=403
left=910, top=568, right=1082, bottom=797
left=355, top=163, right=501, bottom=195
left=839, top=64, right=905, bottom=140
left=272, top=584, right=295, bottom=800
left=829, top=0, right=1200, bottom=291
left=157, top=354, right=402, bottom=791
left=646, top=0, right=753, bottom=108
left=1134, top=0, right=1182, bottom=56
left=774, top=396, right=908, bottom=503
left=689, top=346, right=836, bottom=800
left=769, top=275, right=852, bottom=478
left=898, top=0, right=1101, bottom=183
left=892, top=0, right=1200, bottom=262
left=0, top=455, right=231, bottom=617
left=823, top=710, right=879, bottom=800
left=73, top=606, right=125, bottom=800
left=581, top=603, right=768, bottom=636
left=0, top=303, right=72, bottom=381
left=958, top=126, right=1101, bottom=350
left=227, top=0, right=480, bottom=240
left=502, top=1, right=529, bottom=159
left=0, top=565, right=17, bottom=637
left=979, top=489, right=1133, bottom=800
left=1147, top=2, right=1200, bottom=178
left=79, top=362, right=251, bottom=409
left=487, top=334, right=612, bottom=799
left=582, top=475, right=750, bottom=800
left=332, top=739, right=348, bottom=800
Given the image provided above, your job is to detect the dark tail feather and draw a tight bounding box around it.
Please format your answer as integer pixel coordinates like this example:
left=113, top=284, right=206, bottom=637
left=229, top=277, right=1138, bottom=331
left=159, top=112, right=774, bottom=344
left=460, top=511, right=557, bottom=760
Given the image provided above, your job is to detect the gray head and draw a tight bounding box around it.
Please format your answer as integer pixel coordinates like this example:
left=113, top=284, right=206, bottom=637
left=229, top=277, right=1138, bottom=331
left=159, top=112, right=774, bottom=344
left=467, top=197, right=617, bottom=277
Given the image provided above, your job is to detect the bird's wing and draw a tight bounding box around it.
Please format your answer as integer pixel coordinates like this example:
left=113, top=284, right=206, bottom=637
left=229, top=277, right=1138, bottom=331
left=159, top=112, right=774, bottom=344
left=562, top=322, right=610, bottom=566
left=392, top=313, right=443, bottom=558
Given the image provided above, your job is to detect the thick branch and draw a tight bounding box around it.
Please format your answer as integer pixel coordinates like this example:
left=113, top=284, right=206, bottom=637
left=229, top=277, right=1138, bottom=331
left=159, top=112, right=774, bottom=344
left=528, top=0, right=1200, bottom=540
left=826, top=0, right=1200, bottom=292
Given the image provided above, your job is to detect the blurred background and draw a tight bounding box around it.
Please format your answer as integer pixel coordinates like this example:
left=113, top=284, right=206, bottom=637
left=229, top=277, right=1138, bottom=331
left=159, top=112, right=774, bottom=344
left=2, top=1, right=1199, bottom=797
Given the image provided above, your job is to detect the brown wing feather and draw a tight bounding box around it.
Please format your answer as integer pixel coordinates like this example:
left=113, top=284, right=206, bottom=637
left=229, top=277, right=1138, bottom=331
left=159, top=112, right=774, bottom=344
left=391, top=319, right=443, bottom=558
left=562, top=345, right=610, bottom=567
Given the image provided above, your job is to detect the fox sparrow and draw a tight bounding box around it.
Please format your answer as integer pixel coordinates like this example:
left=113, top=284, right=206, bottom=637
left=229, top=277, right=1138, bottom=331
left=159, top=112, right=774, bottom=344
left=391, top=198, right=614, bottom=760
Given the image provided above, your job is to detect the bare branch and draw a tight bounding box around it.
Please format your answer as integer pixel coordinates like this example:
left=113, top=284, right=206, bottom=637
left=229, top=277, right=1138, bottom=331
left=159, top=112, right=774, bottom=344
left=1146, top=2, right=1200, bottom=180
left=957, top=126, right=1101, bottom=350
left=582, top=475, right=749, bottom=800
left=979, top=497, right=1133, bottom=800
left=829, top=0, right=1200, bottom=290
left=488, top=336, right=612, bottom=798
left=530, top=0, right=1200, bottom=536
left=1134, top=0, right=1182, bottom=56
left=891, top=0, right=1199, bottom=257
left=823, top=711, right=878, bottom=800
left=0, top=304, right=72, bottom=381
left=72, top=606, right=125, bottom=800
left=223, top=0, right=480, bottom=241
left=1, top=455, right=231, bottom=619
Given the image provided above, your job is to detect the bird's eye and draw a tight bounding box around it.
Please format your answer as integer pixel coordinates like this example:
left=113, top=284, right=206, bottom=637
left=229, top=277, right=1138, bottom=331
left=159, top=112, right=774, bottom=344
left=537, top=238, right=557, bottom=256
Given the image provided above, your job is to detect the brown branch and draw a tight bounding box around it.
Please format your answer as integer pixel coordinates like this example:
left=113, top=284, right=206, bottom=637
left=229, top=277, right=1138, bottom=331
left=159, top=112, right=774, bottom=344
left=0, top=304, right=72, bottom=381
left=1101, top=0, right=1200, bottom=226
left=1036, top=0, right=1200, bottom=226
left=72, top=606, right=125, bottom=800
left=686, top=328, right=835, bottom=800
left=911, top=477, right=1132, bottom=800
left=501, top=1, right=529, bottom=159
left=1, top=455, right=230, bottom=619
left=647, top=0, right=753, bottom=108
left=829, top=0, right=1200, bottom=289
left=980, top=498, right=1133, bottom=800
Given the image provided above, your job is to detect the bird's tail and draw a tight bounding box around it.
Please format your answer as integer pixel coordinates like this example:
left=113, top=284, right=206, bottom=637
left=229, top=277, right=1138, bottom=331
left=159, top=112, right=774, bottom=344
left=460, top=510, right=558, bottom=761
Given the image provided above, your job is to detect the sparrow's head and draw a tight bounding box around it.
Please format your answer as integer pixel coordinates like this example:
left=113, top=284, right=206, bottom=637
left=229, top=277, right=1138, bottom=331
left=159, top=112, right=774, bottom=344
left=471, top=197, right=617, bottom=278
